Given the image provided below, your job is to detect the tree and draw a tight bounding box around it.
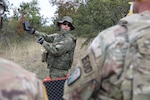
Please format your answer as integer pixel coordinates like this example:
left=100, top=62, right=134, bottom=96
left=18, top=0, right=43, bottom=28
left=50, top=0, right=130, bottom=39
left=0, top=0, right=52, bottom=46
left=15, top=0, right=50, bottom=35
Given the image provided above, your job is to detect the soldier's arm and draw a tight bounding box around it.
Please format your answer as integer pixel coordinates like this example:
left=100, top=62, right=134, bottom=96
left=63, top=31, right=105, bottom=100
left=34, top=31, right=57, bottom=43
left=23, top=21, right=57, bottom=43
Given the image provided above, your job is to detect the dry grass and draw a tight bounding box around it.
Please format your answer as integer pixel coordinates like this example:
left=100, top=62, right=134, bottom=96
left=0, top=38, right=88, bottom=80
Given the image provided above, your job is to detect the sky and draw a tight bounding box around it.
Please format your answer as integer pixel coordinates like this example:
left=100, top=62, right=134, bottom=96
left=8, top=0, right=57, bottom=25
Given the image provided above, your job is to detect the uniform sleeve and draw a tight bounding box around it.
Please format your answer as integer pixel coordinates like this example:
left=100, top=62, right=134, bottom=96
left=34, top=31, right=57, bottom=43
left=63, top=32, right=105, bottom=100
left=42, top=37, right=75, bottom=56
left=36, top=80, right=49, bottom=100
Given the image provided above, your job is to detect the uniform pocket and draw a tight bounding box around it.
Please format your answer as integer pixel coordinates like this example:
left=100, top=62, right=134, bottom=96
left=41, top=49, right=48, bottom=62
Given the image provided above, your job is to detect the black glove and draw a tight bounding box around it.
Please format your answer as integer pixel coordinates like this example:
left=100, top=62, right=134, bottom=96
left=23, top=21, right=35, bottom=34
left=37, top=37, right=44, bottom=44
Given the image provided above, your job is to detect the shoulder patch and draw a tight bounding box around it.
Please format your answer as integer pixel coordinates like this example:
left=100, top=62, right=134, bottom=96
left=81, top=55, right=93, bottom=73
left=67, top=67, right=81, bottom=86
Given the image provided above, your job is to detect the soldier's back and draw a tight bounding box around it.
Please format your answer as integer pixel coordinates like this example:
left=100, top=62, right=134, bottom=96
left=119, top=11, right=150, bottom=100
left=91, top=11, right=150, bottom=100
left=63, top=11, right=150, bottom=100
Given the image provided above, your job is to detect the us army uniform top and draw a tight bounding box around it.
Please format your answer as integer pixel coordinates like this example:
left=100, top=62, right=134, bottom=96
left=0, top=57, right=48, bottom=100
left=63, top=11, right=150, bottom=100
left=34, top=29, right=76, bottom=70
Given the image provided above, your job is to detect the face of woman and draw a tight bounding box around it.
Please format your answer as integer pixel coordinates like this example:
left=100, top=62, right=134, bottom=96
left=60, top=22, right=71, bottom=31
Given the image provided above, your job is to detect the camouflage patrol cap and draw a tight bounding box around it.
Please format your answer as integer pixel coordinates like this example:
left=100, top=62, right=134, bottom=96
left=57, top=16, right=75, bottom=30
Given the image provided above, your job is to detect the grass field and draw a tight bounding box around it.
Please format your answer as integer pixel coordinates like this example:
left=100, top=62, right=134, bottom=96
left=0, top=38, right=88, bottom=80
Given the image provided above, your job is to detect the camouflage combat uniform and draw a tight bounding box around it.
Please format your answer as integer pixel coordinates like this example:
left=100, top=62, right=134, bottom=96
left=34, top=29, right=76, bottom=78
left=0, top=57, right=48, bottom=100
left=63, top=11, right=150, bottom=100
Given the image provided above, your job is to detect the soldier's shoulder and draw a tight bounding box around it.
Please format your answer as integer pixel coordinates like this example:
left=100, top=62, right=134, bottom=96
left=119, top=11, right=150, bottom=25
left=0, top=57, right=45, bottom=99
left=0, top=57, right=36, bottom=79
left=67, top=33, right=76, bottom=40
left=95, top=24, right=123, bottom=42
left=89, top=24, right=126, bottom=53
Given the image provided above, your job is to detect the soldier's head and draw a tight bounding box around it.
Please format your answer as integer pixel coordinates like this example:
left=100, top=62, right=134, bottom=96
left=57, top=16, right=75, bottom=31
left=132, top=0, right=150, bottom=13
